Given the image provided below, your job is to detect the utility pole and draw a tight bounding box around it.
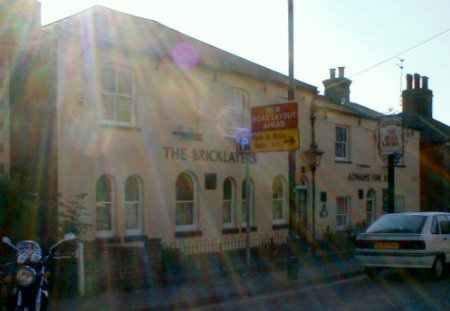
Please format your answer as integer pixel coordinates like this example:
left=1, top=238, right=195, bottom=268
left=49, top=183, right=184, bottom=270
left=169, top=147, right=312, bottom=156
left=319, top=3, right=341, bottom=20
left=387, top=154, right=395, bottom=213
left=287, top=0, right=296, bottom=235
left=245, top=152, right=251, bottom=267
left=236, top=130, right=252, bottom=268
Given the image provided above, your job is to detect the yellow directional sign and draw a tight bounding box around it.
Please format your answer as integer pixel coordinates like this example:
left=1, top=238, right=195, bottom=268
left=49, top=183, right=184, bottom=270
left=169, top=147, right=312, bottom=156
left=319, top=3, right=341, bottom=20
left=251, top=102, right=299, bottom=152
left=251, top=128, right=299, bottom=152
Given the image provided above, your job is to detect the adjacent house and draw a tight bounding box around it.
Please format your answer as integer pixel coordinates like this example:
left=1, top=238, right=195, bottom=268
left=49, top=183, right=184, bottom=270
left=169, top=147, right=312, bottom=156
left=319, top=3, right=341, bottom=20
left=400, top=73, right=450, bottom=212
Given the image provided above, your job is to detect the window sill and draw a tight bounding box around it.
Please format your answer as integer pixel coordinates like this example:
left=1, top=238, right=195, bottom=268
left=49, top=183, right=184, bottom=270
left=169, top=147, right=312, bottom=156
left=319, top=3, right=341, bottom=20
left=240, top=226, right=258, bottom=233
left=95, top=236, right=121, bottom=243
left=124, top=234, right=147, bottom=242
left=175, top=230, right=203, bottom=238
left=382, top=164, right=407, bottom=168
left=222, top=228, right=240, bottom=235
left=335, top=160, right=352, bottom=164
left=100, top=122, right=142, bottom=131
left=357, top=164, right=371, bottom=168
left=272, top=223, right=289, bottom=230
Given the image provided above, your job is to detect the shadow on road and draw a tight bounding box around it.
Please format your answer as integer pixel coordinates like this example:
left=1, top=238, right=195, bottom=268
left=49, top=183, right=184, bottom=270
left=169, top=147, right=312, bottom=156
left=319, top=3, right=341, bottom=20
left=375, top=267, right=450, bottom=284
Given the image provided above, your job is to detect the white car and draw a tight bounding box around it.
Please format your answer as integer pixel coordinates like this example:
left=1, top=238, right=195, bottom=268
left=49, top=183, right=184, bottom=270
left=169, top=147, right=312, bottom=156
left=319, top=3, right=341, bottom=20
left=355, top=212, right=450, bottom=279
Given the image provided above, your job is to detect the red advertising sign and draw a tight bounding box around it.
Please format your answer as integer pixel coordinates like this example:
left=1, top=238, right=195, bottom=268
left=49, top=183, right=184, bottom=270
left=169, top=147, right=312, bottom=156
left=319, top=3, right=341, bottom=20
left=251, top=102, right=300, bottom=152
left=251, top=102, right=298, bottom=132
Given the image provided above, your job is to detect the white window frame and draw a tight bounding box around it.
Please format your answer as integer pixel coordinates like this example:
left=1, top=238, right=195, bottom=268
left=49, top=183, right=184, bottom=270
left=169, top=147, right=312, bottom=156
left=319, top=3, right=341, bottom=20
left=100, top=62, right=135, bottom=126
left=175, top=172, right=199, bottom=232
left=336, top=196, right=351, bottom=231
left=366, top=190, right=376, bottom=225
left=241, top=179, right=255, bottom=228
left=272, top=176, right=288, bottom=225
left=224, top=87, right=250, bottom=137
left=96, top=175, right=115, bottom=238
left=124, top=175, right=144, bottom=236
left=395, top=195, right=405, bottom=213
left=223, top=177, right=236, bottom=229
left=335, top=126, right=350, bottom=161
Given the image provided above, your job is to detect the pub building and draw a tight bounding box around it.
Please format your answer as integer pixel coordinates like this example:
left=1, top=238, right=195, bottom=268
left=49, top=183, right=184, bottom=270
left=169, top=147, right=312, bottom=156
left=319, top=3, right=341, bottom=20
left=8, top=4, right=420, bottom=252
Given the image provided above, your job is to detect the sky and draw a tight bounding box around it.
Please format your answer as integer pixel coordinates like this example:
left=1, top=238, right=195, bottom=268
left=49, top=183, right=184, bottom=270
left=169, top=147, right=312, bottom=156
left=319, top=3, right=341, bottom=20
left=40, top=0, right=450, bottom=125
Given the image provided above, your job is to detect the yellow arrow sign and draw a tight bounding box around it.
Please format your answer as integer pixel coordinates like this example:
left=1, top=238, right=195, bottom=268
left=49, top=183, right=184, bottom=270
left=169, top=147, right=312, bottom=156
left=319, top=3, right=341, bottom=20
left=251, top=128, right=299, bottom=152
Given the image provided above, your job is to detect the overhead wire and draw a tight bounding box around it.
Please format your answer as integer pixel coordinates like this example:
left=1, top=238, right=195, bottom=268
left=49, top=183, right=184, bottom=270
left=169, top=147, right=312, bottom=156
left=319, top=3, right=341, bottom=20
left=349, top=26, right=450, bottom=79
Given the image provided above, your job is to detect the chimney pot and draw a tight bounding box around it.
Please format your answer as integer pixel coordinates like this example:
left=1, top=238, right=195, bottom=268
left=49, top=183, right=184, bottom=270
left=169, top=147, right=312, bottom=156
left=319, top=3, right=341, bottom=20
left=422, top=76, right=429, bottom=90
left=329, top=68, right=336, bottom=79
left=413, top=73, right=421, bottom=89
left=338, top=66, right=345, bottom=78
left=406, top=74, right=413, bottom=90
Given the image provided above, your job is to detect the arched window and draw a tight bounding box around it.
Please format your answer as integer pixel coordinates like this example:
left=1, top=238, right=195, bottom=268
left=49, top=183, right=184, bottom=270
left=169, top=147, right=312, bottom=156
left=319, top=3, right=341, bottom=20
left=125, top=176, right=143, bottom=235
left=241, top=179, right=255, bottom=227
left=223, top=177, right=236, bottom=228
left=96, top=175, right=114, bottom=236
left=272, top=176, right=287, bottom=224
left=367, top=189, right=376, bottom=225
left=176, top=172, right=197, bottom=231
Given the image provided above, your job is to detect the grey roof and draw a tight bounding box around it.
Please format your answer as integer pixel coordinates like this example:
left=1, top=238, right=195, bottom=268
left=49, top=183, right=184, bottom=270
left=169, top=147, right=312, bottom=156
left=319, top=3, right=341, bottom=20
left=316, top=94, right=385, bottom=120
left=398, top=112, right=450, bottom=144
left=345, top=101, right=385, bottom=119
left=44, top=5, right=317, bottom=94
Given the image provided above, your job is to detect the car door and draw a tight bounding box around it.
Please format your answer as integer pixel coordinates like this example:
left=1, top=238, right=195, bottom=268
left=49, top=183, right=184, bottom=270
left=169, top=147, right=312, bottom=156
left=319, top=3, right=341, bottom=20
left=437, top=215, right=450, bottom=262
left=429, top=216, right=442, bottom=254
left=444, top=215, right=450, bottom=262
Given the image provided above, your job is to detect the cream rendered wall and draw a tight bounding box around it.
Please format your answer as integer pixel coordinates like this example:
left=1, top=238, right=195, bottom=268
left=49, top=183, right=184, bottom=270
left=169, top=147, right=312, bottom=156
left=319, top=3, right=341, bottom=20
left=55, top=34, right=311, bottom=244
left=0, top=58, right=10, bottom=175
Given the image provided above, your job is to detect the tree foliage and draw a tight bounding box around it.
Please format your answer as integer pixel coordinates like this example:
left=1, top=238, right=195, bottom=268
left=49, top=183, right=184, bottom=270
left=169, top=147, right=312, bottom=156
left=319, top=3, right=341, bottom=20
left=0, top=172, right=39, bottom=241
left=0, top=171, right=92, bottom=242
left=57, top=193, right=92, bottom=240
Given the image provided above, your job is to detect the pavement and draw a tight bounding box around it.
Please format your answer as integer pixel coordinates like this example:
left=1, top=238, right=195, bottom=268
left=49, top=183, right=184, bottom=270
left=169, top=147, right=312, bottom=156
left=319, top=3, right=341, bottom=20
left=52, top=252, right=363, bottom=311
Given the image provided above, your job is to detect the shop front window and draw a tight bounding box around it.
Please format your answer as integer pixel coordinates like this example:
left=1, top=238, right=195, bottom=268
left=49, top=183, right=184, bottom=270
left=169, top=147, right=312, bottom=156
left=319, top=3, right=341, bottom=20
left=223, top=177, right=236, bottom=228
left=272, top=176, right=287, bottom=224
left=366, top=189, right=376, bottom=225
left=395, top=195, right=405, bottom=212
left=125, top=175, right=143, bottom=235
left=96, top=175, right=114, bottom=237
left=336, top=196, right=351, bottom=230
left=241, top=178, right=254, bottom=227
left=176, top=172, right=197, bottom=231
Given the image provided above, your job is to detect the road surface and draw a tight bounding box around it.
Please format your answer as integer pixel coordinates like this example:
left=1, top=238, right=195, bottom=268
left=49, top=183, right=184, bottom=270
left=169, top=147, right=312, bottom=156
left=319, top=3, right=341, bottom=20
left=195, top=270, right=450, bottom=311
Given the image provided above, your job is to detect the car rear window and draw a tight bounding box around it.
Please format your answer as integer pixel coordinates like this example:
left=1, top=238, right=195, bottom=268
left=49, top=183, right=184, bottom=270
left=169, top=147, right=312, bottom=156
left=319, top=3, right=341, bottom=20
left=366, top=214, right=427, bottom=234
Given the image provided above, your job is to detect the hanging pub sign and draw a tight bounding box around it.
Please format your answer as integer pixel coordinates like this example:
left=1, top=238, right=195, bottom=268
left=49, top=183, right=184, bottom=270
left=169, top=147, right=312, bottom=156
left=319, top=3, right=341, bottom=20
left=378, top=116, right=404, bottom=157
left=251, top=102, right=299, bottom=152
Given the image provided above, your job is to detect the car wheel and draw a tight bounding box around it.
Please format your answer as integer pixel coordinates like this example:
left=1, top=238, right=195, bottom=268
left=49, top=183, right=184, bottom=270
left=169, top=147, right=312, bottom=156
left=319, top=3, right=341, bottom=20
left=431, top=256, right=445, bottom=280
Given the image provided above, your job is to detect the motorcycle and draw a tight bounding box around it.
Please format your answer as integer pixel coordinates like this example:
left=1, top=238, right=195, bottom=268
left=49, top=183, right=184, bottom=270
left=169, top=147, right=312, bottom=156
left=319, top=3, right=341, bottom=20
left=0, top=233, right=77, bottom=311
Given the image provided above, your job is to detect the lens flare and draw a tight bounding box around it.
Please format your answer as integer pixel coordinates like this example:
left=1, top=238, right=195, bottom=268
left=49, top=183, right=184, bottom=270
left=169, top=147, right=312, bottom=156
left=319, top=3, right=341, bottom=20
left=170, top=42, right=200, bottom=71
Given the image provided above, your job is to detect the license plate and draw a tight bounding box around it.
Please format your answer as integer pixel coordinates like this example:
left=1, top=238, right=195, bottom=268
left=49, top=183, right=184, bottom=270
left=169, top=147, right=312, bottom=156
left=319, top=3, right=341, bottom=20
left=375, top=242, right=399, bottom=249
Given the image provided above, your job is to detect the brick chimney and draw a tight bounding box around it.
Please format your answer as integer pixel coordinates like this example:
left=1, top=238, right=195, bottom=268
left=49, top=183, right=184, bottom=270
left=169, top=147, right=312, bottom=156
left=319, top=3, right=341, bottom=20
left=323, top=66, right=352, bottom=104
left=402, top=73, right=433, bottom=118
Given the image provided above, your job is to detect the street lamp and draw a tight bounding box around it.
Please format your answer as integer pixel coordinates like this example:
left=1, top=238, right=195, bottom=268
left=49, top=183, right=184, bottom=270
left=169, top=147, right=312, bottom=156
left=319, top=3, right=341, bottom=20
left=301, top=144, right=323, bottom=241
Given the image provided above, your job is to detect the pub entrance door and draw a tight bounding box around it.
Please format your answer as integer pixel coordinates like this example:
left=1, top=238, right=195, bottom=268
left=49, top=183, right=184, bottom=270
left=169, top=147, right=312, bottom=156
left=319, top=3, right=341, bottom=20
left=291, top=186, right=308, bottom=237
